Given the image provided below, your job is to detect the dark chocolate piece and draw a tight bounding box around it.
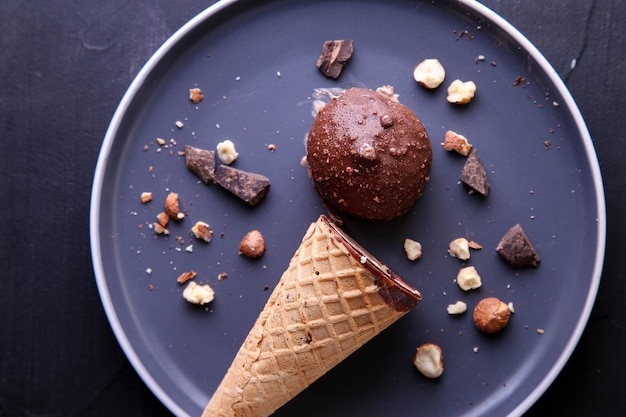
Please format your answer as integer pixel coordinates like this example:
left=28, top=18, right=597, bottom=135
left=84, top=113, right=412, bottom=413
left=214, top=165, right=270, bottom=207
left=460, top=149, right=490, bottom=196
left=316, top=40, right=353, bottom=79
left=496, top=223, right=540, bottom=267
left=184, top=145, right=215, bottom=184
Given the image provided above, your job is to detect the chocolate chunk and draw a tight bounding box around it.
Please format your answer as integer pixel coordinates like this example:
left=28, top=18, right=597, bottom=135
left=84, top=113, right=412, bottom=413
left=316, top=40, right=353, bottom=79
left=184, top=145, right=215, bottom=184
left=459, top=149, right=490, bottom=196
left=214, top=165, right=270, bottom=207
left=496, top=223, right=540, bottom=267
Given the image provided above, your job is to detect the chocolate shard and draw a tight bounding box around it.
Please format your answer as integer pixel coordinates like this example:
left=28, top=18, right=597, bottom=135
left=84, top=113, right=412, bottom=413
left=460, top=149, right=490, bottom=196
left=496, top=223, right=540, bottom=268
left=316, top=40, right=354, bottom=79
left=214, top=165, right=270, bottom=207
left=184, top=145, right=215, bottom=184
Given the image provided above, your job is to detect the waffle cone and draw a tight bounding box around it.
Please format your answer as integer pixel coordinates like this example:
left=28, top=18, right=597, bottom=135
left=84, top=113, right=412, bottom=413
left=203, top=215, right=421, bottom=417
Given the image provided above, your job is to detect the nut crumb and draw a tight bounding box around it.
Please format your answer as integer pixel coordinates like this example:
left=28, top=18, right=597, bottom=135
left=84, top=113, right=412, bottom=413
left=468, top=240, right=483, bottom=250
left=140, top=192, right=153, bottom=203
left=189, top=88, right=204, bottom=103
left=447, top=300, right=468, bottom=315
left=267, top=143, right=276, bottom=151
left=537, top=328, right=545, bottom=335
left=218, top=272, right=228, bottom=281
left=177, top=270, right=197, bottom=284
left=153, top=222, right=169, bottom=235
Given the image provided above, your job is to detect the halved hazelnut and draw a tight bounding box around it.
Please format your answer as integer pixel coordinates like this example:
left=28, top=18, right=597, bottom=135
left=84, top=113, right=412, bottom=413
left=413, top=343, right=444, bottom=378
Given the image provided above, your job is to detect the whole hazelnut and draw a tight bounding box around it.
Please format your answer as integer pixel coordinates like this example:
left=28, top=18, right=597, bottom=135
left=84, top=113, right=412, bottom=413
left=473, top=297, right=511, bottom=333
left=238, top=230, right=266, bottom=258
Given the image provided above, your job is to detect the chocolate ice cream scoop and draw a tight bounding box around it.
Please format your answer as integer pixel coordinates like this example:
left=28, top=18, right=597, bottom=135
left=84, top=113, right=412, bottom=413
left=306, top=87, right=432, bottom=221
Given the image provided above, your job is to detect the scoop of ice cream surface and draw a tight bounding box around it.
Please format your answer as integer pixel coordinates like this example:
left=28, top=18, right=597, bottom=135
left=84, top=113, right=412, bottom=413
left=306, top=87, right=432, bottom=221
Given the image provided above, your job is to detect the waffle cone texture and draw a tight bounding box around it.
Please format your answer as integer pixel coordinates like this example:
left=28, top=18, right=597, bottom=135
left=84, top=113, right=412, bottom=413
left=203, top=215, right=421, bottom=417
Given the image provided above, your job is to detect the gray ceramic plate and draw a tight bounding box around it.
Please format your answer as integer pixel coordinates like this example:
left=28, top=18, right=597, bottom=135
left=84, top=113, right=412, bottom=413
left=90, top=0, right=606, bottom=415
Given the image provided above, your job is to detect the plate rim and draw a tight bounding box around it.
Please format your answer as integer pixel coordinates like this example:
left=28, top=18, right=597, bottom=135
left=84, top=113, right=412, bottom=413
left=89, top=1, right=607, bottom=416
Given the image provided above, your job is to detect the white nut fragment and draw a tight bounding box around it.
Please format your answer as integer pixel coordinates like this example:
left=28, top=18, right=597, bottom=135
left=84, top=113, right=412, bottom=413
left=182, top=281, right=215, bottom=305
left=456, top=266, right=482, bottom=291
left=375, top=85, right=399, bottom=102
left=216, top=139, right=239, bottom=164
left=446, top=79, right=477, bottom=104
left=404, top=238, right=423, bottom=261
left=413, top=59, right=446, bottom=89
left=413, top=343, right=444, bottom=378
left=447, top=300, right=468, bottom=315
left=448, top=237, right=470, bottom=260
left=442, top=130, right=472, bottom=156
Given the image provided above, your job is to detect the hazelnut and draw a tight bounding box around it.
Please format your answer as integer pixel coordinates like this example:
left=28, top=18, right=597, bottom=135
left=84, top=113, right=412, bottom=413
left=413, top=59, right=446, bottom=89
left=156, top=212, right=169, bottom=227
left=182, top=281, right=215, bottom=305
left=456, top=266, right=482, bottom=291
left=446, top=79, right=477, bottom=104
left=164, top=192, right=184, bottom=220
left=216, top=139, right=239, bottom=165
left=140, top=192, right=153, bottom=203
left=448, top=237, right=470, bottom=260
left=473, top=297, right=511, bottom=333
left=239, top=230, right=266, bottom=258
left=403, top=238, right=423, bottom=261
left=189, top=87, right=204, bottom=103
left=176, top=270, right=197, bottom=284
left=442, top=130, right=472, bottom=156
left=413, top=343, right=444, bottom=378
left=191, top=221, right=214, bottom=243
left=447, top=300, right=468, bottom=315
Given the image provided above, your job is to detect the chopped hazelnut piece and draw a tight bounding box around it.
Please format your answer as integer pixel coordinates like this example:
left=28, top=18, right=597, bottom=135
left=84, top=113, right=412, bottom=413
left=164, top=192, right=182, bottom=220
left=140, top=192, right=153, bottom=203
left=413, top=59, right=446, bottom=89
left=413, top=343, right=444, bottom=378
left=448, top=237, right=470, bottom=260
left=189, top=88, right=204, bottom=103
left=191, top=221, right=213, bottom=243
left=403, top=238, right=423, bottom=261
left=182, top=281, right=215, bottom=305
left=177, top=270, right=197, bottom=284
left=447, top=300, right=468, bottom=315
left=442, top=130, right=472, bottom=156
left=446, top=79, right=477, bottom=104
left=456, top=266, right=482, bottom=291
left=216, top=139, right=239, bottom=165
